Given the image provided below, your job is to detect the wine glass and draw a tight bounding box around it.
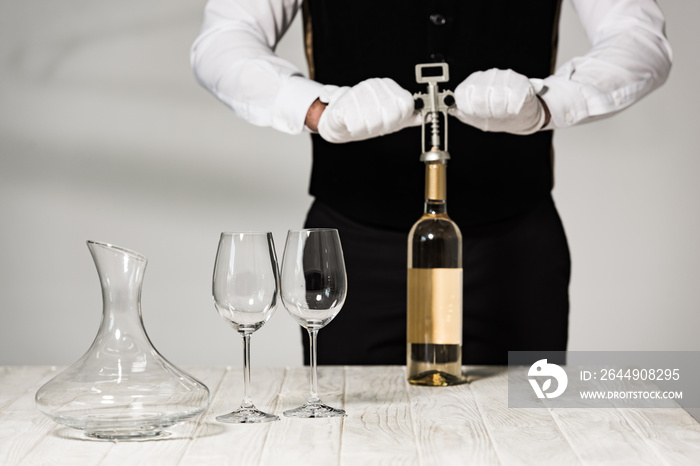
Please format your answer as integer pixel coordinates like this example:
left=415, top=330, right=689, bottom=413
left=212, top=232, right=279, bottom=423
left=280, top=228, right=347, bottom=418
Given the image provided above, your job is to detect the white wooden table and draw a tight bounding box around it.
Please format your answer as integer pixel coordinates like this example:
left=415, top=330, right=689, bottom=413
left=2, top=365, right=699, bottom=465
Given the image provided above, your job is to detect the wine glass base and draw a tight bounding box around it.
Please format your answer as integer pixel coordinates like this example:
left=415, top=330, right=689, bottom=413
left=283, top=402, right=346, bottom=419
left=216, top=407, right=279, bottom=424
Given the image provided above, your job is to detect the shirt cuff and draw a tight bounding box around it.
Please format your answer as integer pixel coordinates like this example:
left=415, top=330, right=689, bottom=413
left=272, top=75, right=324, bottom=134
left=541, top=72, right=590, bottom=130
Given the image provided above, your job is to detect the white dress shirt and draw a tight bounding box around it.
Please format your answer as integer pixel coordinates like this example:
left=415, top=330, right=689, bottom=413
left=190, top=0, right=672, bottom=135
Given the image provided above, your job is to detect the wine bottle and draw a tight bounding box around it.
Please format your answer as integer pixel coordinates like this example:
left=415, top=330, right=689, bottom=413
left=407, top=63, right=464, bottom=386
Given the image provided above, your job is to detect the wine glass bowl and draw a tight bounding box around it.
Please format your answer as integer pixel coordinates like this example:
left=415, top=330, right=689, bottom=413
left=282, top=270, right=344, bottom=329
left=213, top=269, right=277, bottom=332
left=212, top=232, right=280, bottom=423
left=280, top=229, right=347, bottom=418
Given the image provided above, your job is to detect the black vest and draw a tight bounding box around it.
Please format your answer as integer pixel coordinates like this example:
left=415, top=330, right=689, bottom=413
left=304, top=0, right=562, bottom=231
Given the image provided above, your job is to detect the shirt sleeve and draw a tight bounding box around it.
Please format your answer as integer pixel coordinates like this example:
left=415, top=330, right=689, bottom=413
left=541, top=0, right=673, bottom=129
left=190, top=0, right=323, bottom=134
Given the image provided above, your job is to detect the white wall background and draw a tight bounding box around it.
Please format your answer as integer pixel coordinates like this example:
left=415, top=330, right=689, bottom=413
left=0, top=0, right=697, bottom=370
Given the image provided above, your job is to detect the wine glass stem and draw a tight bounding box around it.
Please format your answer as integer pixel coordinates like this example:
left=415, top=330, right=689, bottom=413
left=307, top=328, right=320, bottom=404
left=241, top=332, right=253, bottom=409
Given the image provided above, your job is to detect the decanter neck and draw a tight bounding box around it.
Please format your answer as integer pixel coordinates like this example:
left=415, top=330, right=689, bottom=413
left=87, top=241, right=147, bottom=328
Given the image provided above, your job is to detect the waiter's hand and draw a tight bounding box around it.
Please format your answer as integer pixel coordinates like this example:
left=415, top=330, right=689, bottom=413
left=312, top=78, right=420, bottom=143
left=451, top=68, right=550, bottom=135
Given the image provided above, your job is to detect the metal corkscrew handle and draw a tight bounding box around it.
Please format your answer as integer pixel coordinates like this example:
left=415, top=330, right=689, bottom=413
left=413, top=63, right=455, bottom=162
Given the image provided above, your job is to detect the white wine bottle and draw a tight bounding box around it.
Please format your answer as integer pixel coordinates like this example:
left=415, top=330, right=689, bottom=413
left=407, top=63, right=464, bottom=386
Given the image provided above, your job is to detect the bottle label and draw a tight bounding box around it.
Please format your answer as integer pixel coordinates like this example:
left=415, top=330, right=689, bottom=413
left=407, top=268, right=462, bottom=344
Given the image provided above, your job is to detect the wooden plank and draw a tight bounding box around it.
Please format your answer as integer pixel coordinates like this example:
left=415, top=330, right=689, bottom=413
left=17, top=366, right=225, bottom=466
left=607, top=375, right=700, bottom=464
left=616, top=408, right=700, bottom=465
left=177, top=365, right=286, bottom=466
left=469, top=367, right=581, bottom=466
left=408, top=366, right=500, bottom=465
left=3, top=366, right=700, bottom=465
left=0, top=366, right=72, bottom=465
left=258, top=366, right=345, bottom=466
left=530, top=367, right=660, bottom=466
left=339, top=366, right=420, bottom=465
left=0, top=366, right=55, bottom=409
left=549, top=407, right=660, bottom=465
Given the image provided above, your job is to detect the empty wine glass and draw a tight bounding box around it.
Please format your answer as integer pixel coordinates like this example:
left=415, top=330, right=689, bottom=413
left=212, top=232, right=279, bottom=423
left=280, top=228, right=347, bottom=418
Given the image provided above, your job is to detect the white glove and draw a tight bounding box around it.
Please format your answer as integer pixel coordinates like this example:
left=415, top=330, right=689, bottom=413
left=451, top=68, right=546, bottom=135
left=317, top=78, right=420, bottom=143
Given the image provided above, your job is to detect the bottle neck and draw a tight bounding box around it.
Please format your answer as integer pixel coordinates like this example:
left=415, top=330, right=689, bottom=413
left=424, top=161, right=447, bottom=215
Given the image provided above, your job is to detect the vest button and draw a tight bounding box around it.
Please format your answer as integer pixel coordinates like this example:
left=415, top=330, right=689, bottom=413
left=430, top=14, right=447, bottom=26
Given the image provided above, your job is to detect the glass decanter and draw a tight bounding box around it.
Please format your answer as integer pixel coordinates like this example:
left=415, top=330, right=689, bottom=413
left=35, top=241, right=210, bottom=440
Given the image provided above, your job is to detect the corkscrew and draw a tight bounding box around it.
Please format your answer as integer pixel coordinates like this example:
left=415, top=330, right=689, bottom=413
left=413, top=63, right=456, bottom=163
